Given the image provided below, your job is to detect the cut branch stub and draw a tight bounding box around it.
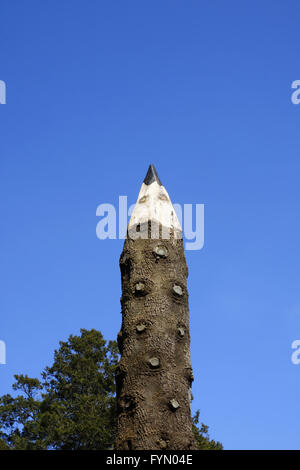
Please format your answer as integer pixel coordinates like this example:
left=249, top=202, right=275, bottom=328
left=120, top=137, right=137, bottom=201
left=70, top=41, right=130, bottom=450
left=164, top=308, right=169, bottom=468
left=148, top=357, right=160, bottom=368
left=153, top=245, right=168, bottom=258
left=136, top=323, right=146, bottom=333
left=157, top=439, right=167, bottom=449
left=173, top=284, right=183, bottom=296
left=134, top=282, right=146, bottom=295
left=177, top=327, right=185, bottom=338
left=169, top=399, right=180, bottom=411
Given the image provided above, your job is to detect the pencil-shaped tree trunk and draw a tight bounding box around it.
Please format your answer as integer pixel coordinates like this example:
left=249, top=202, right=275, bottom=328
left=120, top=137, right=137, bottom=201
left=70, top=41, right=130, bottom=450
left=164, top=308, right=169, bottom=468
left=115, top=165, right=196, bottom=450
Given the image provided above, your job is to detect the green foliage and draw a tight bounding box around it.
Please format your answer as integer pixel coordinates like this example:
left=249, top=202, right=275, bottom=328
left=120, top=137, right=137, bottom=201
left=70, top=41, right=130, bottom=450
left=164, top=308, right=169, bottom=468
left=0, top=438, right=9, bottom=450
left=0, top=328, right=222, bottom=450
left=192, top=410, right=223, bottom=450
left=0, top=329, right=118, bottom=450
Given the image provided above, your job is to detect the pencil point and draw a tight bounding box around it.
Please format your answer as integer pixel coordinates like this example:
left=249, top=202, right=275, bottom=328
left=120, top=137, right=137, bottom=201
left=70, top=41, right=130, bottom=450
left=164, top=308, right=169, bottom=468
left=143, top=164, right=162, bottom=186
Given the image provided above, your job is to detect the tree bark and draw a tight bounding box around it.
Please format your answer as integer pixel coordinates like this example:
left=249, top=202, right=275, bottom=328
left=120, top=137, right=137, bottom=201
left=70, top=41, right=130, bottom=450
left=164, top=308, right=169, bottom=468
left=115, top=221, right=196, bottom=450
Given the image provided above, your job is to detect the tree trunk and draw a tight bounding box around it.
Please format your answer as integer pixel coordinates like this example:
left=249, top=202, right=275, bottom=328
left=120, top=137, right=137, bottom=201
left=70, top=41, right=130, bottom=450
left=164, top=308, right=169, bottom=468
left=115, top=165, right=196, bottom=450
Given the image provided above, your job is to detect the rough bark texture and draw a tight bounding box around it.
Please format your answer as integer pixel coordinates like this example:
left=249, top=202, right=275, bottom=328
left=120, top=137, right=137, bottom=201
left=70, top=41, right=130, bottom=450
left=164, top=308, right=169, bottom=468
left=115, top=223, right=196, bottom=450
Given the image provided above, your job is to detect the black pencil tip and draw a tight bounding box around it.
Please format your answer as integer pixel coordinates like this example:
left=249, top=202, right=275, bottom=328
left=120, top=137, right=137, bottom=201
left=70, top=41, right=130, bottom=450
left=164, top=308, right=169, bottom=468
left=143, top=164, right=162, bottom=186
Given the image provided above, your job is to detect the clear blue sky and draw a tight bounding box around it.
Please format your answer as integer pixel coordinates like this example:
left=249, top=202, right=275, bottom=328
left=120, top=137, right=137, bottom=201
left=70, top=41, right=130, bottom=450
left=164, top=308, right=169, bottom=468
left=1, top=0, right=300, bottom=450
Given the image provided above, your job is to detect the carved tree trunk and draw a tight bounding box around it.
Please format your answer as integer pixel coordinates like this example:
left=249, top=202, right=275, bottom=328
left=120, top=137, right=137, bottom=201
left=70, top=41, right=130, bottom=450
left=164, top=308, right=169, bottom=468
left=115, top=165, right=196, bottom=450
